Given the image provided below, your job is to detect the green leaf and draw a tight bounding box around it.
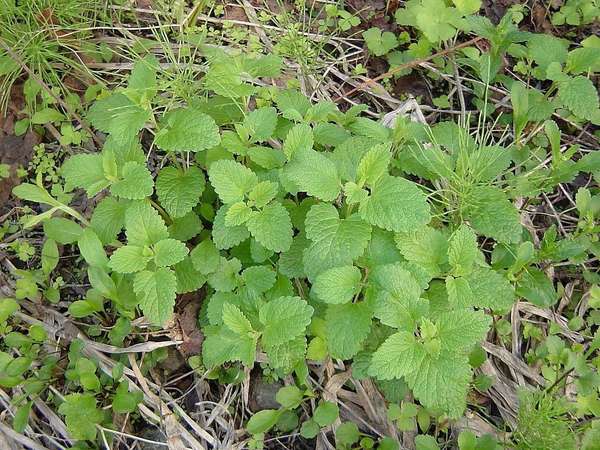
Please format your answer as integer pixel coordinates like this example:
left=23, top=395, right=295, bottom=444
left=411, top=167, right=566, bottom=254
left=203, top=325, right=257, bottom=367
left=168, top=211, right=202, bottom=241
left=110, top=162, right=154, bottom=199
left=259, top=296, right=313, bottom=348
left=303, top=203, right=372, bottom=279
left=12, top=183, right=57, bottom=206
left=58, top=393, right=104, bottom=441
left=337, top=422, right=360, bottom=446
left=133, top=268, right=177, bottom=325
left=516, top=268, right=557, bottom=307
left=452, top=0, right=481, bottom=15
left=283, top=123, right=313, bottom=159
left=155, top=107, right=221, bottom=152
left=208, top=257, right=242, bottom=292
left=285, top=149, right=341, bottom=201
left=244, top=107, right=277, bottom=143
left=448, top=225, right=478, bottom=276
left=464, top=186, right=521, bottom=244
left=313, top=401, right=339, bottom=426
left=61, top=154, right=109, bottom=197
left=109, top=245, right=151, bottom=273
left=153, top=238, right=189, bottom=267
left=222, top=303, right=254, bottom=334
left=241, top=266, right=277, bottom=296
left=246, top=202, right=293, bottom=252
left=246, top=409, right=281, bottom=435
left=43, top=218, right=83, bottom=244
left=78, top=228, right=109, bottom=269
left=356, top=143, right=392, bottom=185
left=156, top=166, right=205, bottom=218
left=557, top=76, right=599, bottom=120
left=212, top=205, right=250, bottom=249
left=312, top=265, right=362, bottom=304
left=90, top=197, right=126, bottom=244
left=359, top=175, right=431, bottom=233
left=208, top=159, right=258, bottom=204
left=87, top=93, right=150, bottom=140
left=464, top=267, right=515, bottom=311
left=395, top=226, right=448, bottom=275
left=265, top=336, right=307, bottom=373
left=275, top=90, right=311, bottom=121
left=173, top=256, right=207, bottom=293
left=190, top=240, right=220, bottom=276
left=363, top=27, right=399, bottom=57
left=225, top=202, right=253, bottom=226
left=527, top=34, right=569, bottom=71
left=125, top=202, right=169, bottom=247
left=127, top=54, right=158, bottom=103
left=276, top=385, right=304, bottom=409
left=31, top=108, right=65, bottom=125
left=41, top=239, right=59, bottom=276
left=112, top=381, right=143, bottom=414
left=247, top=146, right=286, bottom=169
left=325, top=302, right=372, bottom=359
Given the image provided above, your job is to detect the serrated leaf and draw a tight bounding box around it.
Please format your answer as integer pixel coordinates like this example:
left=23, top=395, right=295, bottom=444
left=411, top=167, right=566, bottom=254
left=155, top=107, right=220, bottom=152
left=359, top=175, right=430, bottom=233
left=90, top=197, right=126, bottom=244
left=278, top=233, right=309, bottom=279
left=244, top=107, right=277, bottom=143
left=78, top=228, right=109, bottom=269
left=285, top=149, right=341, bottom=201
left=125, top=202, right=169, bottom=247
left=464, top=267, right=515, bottom=311
left=395, top=226, right=448, bottom=275
left=246, top=202, right=293, bottom=252
left=109, top=245, right=151, bottom=273
left=212, top=205, right=250, bottom=249
left=61, top=154, right=109, bottom=196
left=222, top=303, right=254, bottom=334
left=207, top=257, right=242, bottom=292
left=275, top=90, right=311, bottom=121
left=325, top=302, right=372, bottom=360
left=168, top=211, right=202, bottom=241
left=133, top=268, right=177, bottom=325
left=356, top=143, right=392, bottom=185
left=312, top=265, right=362, bottom=304
left=448, top=225, right=478, bottom=276
left=110, top=162, right=154, bottom=199
left=241, top=266, right=277, bottom=296
left=303, top=203, right=372, bottom=279
left=58, top=393, right=104, bottom=441
left=283, top=123, right=313, bottom=159
left=464, top=186, right=521, bottom=244
left=173, top=256, right=207, bottom=293
left=190, top=239, right=220, bottom=275
left=225, top=202, right=253, bottom=226
left=203, top=326, right=257, bottom=367
left=265, top=335, right=307, bottom=373
left=43, top=218, right=83, bottom=244
left=557, top=76, right=599, bottom=120
left=156, top=166, right=205, bottom=218
left=208, top=159, right=258, bottom=204
left=259, top=296, right=313, bottom=348
left=153, top=238, right=189, bottom=267
left=87, top=93, right=150, bottom=140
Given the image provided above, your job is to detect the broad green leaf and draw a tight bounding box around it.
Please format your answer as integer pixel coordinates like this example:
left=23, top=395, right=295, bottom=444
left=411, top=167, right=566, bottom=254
left=133, top=267, right=177, bottom=325
left=222, top=303, right=254, bottom=335
left=312, top=266, right=362, bottom=304
left=275, top=89, right=311, bottom=121
left=43, top=218, right=83, bottom=244
left=203, top=325, right=257, bottom=367
left=363, top=27, right=399, bottom=57
left=78, top=228, right=108, bottom=269
left=248, top=181, right=279, bottom=208
left=208, top=159, right=258, bottom=204
left=168, top=211, right=202, bottom=241
left=283, top=123, right=313, bottom=159
left=464, top=186, right=521, bottom=244
left=313, top=401, right=339, bottom=426
left=246, top=202, right=293, bottom=252
left=190, top=239, right=220, bottom=275
left=276, top=385, right=303, bottom=409
left=557, top=76, right=599, bottom=120
left=207, top=257, right=242, bottom=292
left=30, top=108, right=64, bottom=124
left=247, top=146, right=286, bottom=169
left=225, top=202, right=253, bottom=226
left=212, top=205, right=250, bottom=250
left=356, top=143, right=392, bottom=185
left=126, top=54, right=158, bottom=103
left=155, top=107, right=221, bottom=152
left=90, top=197, right=126, bottom=244
left=303, top=203, right=372, bottom=279
left=61, top=154, right=109, bottom=197
left=58, top=393, right=104, bottom=441
left=395, top=226, right=448, bottom=275
left=41, top=239, right=59, bottom=276
left=448, top=225, right=478, bottom=276
left=112, top=381, right=143, bottom=414
left=241, top=266, right=277, bottom=296
left=278, top=234, right=309, bottom=279
left=244, top=107, right=277, bottom=143
left=110, top=162, right=154, bottom=200
left=285, top=149, right=341, bottom=201
left=173, top=256, right=207, bottom=294
left=359, top=175, right=430, bottom=233
left=527, top=34, right=569, bottom=71
left=325, top=302, right=372, bottom=359
left=516, top=268, right=557, bottom=307
left=87, top=93, right=150, bottom=140
left=156, top=166, right=205, bottom=218
left=246, top=409, right=281, bottom=435
left=259, top=296, right=313, bottom=348
left=125, top=202, right=169, bottom=247
left=153, top=238, right=189, bottom=267
left=464, top=267, right=515, bottom=311
left=109, top=245, right=151, bottom=273
left=13, top=183, right=58, bottom=206
left=265, top=335, right=307, bottom=373
left=452, top=0, right=481, bottom=15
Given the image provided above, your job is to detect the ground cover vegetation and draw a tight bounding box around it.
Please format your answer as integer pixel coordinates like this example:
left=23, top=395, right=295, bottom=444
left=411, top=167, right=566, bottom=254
left=0, top=0, right=599, bottom=449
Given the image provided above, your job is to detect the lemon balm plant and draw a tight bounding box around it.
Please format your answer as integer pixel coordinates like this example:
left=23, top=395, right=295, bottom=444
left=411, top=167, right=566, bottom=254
left=8, top=45, right=600, bottom=446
